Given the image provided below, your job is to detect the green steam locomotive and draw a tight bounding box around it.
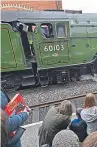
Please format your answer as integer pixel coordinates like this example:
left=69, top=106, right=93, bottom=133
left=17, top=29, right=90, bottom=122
left=1, top=10, right=97, bottom=89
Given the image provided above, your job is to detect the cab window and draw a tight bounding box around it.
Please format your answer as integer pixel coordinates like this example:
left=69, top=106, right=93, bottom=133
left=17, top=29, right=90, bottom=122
left=28, top=24, right=37, bottom=33
left=56, top=23, right=66, bottom=38
left=40, top=23, right=54, bottom=38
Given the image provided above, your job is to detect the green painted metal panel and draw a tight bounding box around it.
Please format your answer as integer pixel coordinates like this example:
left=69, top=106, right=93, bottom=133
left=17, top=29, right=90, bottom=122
left=1, top=24, right=26, bottom=72
left=39, top=42, right=69, bottom=65
left=70, top=38, right=97, bottom=64
left=87, top=27, right=97, bottom=37
left=69, top=24, right=97, bottom=64
left=1, top=28, right=17, bottom=68
left=88, top=38, right=97, bottom=55
left=70, top=26, right=87, bottom=37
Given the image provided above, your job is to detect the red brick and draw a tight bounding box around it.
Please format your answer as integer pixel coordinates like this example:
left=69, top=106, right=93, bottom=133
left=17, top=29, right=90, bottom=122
left=1, top=0, right=62, bottom=11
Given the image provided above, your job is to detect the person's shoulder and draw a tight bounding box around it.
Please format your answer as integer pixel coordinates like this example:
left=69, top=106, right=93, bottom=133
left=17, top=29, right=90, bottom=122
left=71, top=118, right=79, bottom=124
left=81, top=109, right=86, bottom=115
left=50, top=106, right=56, bottom=112
left=81, top=119, right=87, bottom=124
left=93, top=106, right=97, bottom=113
left=1, top=90, right=8, bottom=100
left=1, top=90, right=9, bottom=109
left=1, top=90, right=5, bottom=97
left=95, top=106, right=97, bottom=110
left=45, top=106, right=56, bottom=117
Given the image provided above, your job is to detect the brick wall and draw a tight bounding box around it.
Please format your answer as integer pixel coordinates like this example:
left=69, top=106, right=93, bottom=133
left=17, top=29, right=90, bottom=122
left=1, top=0, right=62, bottom=11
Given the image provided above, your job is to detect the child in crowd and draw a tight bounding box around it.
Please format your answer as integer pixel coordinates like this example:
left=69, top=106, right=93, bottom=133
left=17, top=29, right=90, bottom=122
left=69, top=108, right=87, bottom=142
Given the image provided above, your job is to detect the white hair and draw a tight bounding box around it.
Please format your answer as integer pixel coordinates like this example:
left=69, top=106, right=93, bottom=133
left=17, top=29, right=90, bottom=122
left=52, top=130, right=79, bottom=147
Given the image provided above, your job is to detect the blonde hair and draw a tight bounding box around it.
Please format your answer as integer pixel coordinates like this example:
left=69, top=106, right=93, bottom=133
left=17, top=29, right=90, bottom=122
left=82, top=131, right=97, bottom=147
left=84, top=93, right=96, bottom=108
left=57, top=100, right=72, bottom=116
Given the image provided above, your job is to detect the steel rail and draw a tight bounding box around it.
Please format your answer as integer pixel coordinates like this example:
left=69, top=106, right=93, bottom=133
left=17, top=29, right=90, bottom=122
left=30, top=92, right=97, bottom=109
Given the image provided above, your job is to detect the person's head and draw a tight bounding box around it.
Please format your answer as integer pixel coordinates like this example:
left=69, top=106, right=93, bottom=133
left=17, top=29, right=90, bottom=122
left=82, top=131, right=97, bottom=147
left=84, top=93, right=96, bottom=108
left=52, top=130, right=79, bottom=147
left=57, top=100, right=73, bottom=116
left=76, top=108, right=83, bottom=118
left=0, top=109, right=8, bottom=147
left=18, top=24, right=23, bottom=32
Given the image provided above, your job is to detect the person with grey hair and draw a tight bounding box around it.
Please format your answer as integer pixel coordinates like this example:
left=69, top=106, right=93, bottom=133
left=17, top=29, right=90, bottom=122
left=52, top=130, right=79, bottom=147
left=38, top=100, right=73, bottom=147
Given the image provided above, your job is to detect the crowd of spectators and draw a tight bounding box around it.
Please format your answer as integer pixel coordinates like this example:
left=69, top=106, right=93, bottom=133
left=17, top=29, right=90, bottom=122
left=39, top=92, right=97, bottom=147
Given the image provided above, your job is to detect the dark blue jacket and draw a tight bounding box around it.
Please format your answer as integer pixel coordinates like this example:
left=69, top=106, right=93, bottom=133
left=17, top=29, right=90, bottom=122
left=0, top=90, right=28, bottom=146
left=69, top=118, right=87, bottom=142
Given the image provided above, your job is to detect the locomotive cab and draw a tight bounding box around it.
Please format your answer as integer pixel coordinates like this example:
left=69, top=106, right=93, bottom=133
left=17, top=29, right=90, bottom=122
left=37, top=21, right=70, bottom=67
left=29, top=20, right=70, bottom=85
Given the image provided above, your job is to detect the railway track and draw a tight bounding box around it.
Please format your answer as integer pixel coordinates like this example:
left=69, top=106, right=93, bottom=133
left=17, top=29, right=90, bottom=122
left=24, top=92, right=97, bottom=125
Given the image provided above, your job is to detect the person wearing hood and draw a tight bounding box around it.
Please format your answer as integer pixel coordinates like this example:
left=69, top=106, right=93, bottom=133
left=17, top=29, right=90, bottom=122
left=81, top=93, right=97, bottom=135
left=38, top=100, right=73, bottom=147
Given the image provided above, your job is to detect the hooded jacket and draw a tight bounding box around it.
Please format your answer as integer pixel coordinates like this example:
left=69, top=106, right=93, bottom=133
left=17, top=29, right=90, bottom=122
left=38, top=106, right=71, bottom=147
left=69, top=118, right=87, bottom=142
left=81, top=106, right=97, bottom=134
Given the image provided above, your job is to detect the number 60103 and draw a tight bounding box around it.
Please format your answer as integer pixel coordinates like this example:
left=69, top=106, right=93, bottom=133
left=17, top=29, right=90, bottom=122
left=44, top=45, right=64, bottom=52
